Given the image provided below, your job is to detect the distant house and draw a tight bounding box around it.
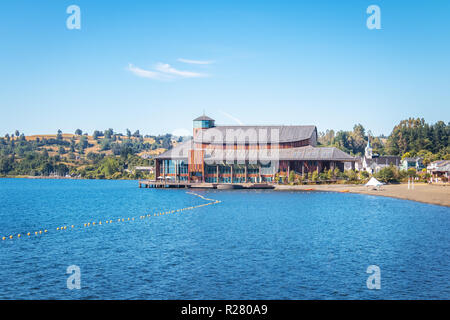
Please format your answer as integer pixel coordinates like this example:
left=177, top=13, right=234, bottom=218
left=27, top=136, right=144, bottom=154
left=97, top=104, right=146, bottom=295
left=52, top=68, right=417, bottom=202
left=400, top=157, right=424, bottom=171
left=135, top=166, right=154, bottom=174
left=357, top=137, right=401, bottom=174
left=427, top=160, right=450, bottom=181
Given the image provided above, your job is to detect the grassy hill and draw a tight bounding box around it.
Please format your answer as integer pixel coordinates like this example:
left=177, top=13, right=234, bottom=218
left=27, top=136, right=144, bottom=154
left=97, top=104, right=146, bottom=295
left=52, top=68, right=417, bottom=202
left=0, top=131, right=179, bottom=179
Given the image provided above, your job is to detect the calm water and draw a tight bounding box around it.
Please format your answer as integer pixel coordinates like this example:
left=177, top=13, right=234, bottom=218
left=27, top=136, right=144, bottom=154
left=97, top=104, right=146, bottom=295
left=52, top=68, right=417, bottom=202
left=0, top=178, right=449, bottom=299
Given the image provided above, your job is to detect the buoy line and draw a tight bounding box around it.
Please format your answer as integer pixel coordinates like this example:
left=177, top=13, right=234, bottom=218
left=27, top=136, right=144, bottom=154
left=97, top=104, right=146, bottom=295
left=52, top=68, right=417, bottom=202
left=1, top=192, right=221, bottom=242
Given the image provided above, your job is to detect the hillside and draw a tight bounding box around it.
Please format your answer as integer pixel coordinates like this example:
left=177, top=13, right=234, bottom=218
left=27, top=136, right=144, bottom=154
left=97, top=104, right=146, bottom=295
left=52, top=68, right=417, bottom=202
left=0, top=130, right=179, bottom=179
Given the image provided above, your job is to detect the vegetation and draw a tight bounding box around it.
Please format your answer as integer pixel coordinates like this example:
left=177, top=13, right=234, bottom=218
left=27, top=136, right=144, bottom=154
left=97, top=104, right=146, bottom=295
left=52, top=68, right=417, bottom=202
left=318, top=118, right=449, bottom=161
left=0, top=129, right=178, bottom=179
left=1, top=118, right=448, bottom=183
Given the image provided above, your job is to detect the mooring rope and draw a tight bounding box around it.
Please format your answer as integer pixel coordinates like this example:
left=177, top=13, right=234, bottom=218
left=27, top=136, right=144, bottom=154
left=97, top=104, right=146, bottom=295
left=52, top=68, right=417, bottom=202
left=1, top=192, right=221, bottom=242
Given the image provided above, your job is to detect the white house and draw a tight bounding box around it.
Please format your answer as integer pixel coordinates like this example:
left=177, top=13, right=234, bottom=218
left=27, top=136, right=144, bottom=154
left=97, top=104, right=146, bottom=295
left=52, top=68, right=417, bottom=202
left=357, top=137, right=401, bottom=174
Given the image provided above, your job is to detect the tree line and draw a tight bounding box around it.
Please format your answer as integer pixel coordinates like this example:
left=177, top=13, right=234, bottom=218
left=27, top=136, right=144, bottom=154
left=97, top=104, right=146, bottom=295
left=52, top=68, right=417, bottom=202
left=318, top=118, right=449, bottom=163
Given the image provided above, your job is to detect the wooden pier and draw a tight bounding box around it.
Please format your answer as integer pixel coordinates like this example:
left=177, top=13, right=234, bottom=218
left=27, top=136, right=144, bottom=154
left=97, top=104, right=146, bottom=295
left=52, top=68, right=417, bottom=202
left=138, top=180, right=274, bottom=190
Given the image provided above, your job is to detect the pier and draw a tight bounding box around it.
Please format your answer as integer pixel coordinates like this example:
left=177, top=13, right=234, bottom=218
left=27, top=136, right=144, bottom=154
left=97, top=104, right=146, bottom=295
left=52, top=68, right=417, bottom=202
left=138, top=180, right=275, bottom=189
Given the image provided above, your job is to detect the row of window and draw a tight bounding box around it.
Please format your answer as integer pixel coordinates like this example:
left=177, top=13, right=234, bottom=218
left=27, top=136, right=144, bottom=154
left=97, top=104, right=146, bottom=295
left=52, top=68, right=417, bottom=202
left=160, top=160, right=189, bottom=174
left=204, top=177, right=273, bottom=183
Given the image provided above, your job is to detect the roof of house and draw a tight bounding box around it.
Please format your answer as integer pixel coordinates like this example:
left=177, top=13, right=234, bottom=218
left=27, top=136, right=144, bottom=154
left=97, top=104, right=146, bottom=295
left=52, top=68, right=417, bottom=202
left=430, top=160, right=450, bottom=166
left=193, top=115, right=215, bottom=121
left=193, top=125, right=317, bottom=144
left=368, top=155, right=401, bottom=165
left=402, top=157, right=423, bottom=162
left=428, top=160, right=450, bottom=172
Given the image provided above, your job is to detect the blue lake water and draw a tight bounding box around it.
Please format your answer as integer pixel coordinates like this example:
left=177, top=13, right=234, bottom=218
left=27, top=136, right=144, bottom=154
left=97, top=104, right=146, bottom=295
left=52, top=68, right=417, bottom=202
left=0, top=178, right=449, bottom=299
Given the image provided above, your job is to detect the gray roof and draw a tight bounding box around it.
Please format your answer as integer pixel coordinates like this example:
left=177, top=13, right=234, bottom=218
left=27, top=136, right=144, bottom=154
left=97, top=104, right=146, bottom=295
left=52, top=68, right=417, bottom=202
left=156, top=141, right=355, bottom=162
left=402, top=157, right=422, bottom=162
left=193, top=115, right=215, bottom=121
left=436, top=164, right=450, bottom=172
left=369, top=155, right=401, bottom=165
left=155, top=140, right=192, bottom=160
left=194, top=125, right=317, bottom=144
left=205, top=146, right=356, bottom=162
left=429, top=160, right=450, bottom=172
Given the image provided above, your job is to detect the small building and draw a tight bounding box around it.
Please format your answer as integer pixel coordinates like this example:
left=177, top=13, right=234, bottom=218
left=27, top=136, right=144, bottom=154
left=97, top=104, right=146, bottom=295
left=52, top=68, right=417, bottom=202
left=400, top=157, right=424, bottom=171
left=154, top=115, right=356, bottom=183
left=357, top=137, right=401, bottom=174
left=135, top=166, right=154, bottom=174
left=427, top=160, right=450, bottom=181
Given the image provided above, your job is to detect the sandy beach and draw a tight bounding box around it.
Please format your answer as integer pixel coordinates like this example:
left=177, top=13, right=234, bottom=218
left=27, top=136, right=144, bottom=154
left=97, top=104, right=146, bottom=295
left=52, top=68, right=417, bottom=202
left=275, top=183, right=450, bottom=207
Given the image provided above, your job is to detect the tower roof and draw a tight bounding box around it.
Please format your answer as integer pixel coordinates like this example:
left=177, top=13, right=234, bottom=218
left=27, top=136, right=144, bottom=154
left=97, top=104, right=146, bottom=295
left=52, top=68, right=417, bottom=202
left=193, top=115, right=215, bottom=121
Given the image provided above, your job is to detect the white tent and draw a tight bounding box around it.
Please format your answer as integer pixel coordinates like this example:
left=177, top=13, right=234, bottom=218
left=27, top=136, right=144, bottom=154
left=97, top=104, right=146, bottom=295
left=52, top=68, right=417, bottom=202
left=365, top=177, right=384, bottom=187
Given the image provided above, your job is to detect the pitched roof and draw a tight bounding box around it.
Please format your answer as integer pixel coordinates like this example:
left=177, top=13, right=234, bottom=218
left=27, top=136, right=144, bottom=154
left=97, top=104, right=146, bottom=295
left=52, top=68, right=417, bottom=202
left=205, top=146, right=356, bottom=162
left=155, top=140, right=192, bottom=159
left=194, top=125, right=317, bottom=144
left=193, top=115, right=215, bottom=121
left=368, top=156, right=401, bottom=166
left=156, top=141, right=355, bottom=162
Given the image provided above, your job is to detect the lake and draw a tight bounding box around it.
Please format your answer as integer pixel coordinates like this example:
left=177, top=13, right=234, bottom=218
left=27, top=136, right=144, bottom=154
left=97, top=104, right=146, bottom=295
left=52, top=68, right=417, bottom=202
left=0, top=178, right=449, bottom=299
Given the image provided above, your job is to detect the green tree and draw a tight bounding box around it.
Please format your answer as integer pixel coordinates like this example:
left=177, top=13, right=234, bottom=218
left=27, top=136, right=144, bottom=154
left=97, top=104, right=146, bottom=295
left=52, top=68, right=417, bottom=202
left=289, top=170, right=295, bottom=183
left=375, top=165, right=398, bottom=183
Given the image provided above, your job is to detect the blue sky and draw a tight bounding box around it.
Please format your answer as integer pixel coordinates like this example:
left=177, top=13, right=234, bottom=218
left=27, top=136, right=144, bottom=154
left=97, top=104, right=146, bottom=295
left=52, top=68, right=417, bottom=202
left=0, top=0, right=449, bottom=137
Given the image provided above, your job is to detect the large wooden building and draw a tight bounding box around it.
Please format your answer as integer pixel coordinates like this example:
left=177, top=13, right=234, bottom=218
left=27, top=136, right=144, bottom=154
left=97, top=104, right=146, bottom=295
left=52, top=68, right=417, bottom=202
left=155, top=115, right=356, bottom=183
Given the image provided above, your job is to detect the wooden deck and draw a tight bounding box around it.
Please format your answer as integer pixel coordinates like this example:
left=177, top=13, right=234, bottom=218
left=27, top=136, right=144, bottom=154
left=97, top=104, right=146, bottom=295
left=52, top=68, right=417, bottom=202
left=138, top=180, right=274, bottom=189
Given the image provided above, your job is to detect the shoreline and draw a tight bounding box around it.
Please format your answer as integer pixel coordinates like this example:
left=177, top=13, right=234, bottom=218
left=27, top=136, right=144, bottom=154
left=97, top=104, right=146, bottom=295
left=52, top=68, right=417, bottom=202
left=2, top=176, right=449, bottom=207
left=274, top=183, right=450, bottom=207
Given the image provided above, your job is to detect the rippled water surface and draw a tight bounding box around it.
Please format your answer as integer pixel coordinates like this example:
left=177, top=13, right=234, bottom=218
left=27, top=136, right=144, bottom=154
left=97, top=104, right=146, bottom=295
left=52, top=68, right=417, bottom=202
left=0, top=178, right=449, bottom=299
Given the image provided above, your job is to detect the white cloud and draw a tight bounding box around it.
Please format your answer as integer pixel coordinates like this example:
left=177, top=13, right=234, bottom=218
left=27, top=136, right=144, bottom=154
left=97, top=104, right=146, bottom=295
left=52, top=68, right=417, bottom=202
left=155, top=63, right=207, bottom=78
left=127, top=62, right=208, bottom=81
left=177, top=58, right=215, bottom=65
left=127, top=63, right=170, bottom=81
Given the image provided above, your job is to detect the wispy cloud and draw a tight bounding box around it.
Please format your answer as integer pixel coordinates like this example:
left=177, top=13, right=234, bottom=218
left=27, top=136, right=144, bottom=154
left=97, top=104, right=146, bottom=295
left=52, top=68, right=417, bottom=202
left=178, top=58, right=215, bottom=65
left=220, top=111, right=244, bottom=125
left=127, top=62, right=208, bottom=81
left=155, top=63, right=208, bottom=78
left=127, top=63, right=172, bottom=80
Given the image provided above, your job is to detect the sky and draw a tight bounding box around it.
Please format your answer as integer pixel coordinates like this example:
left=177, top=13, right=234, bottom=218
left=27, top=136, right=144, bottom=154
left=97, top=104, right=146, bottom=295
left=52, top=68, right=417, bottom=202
left=0, top=0, right=449, bottom=137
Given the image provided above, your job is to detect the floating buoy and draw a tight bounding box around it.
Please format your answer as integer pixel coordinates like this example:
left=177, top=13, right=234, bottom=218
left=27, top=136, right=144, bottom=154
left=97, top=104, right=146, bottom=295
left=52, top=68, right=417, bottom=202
left=1, top=192, right=221, bottom=245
